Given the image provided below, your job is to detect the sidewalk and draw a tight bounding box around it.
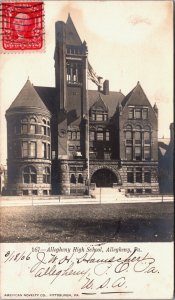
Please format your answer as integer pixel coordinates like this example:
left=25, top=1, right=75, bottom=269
left=0, top=194, right=173, bottom=207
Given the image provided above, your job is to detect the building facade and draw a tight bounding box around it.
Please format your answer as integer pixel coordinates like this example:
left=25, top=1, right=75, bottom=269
left=158, top=123, right=174, bottom=194
left=6, top=15, right=159, bottom=196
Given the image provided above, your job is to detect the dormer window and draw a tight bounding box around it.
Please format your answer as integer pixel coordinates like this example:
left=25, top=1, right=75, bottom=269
left=90, top=111, right=108, bottom=121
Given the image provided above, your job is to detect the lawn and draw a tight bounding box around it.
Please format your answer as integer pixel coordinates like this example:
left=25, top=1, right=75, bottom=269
left=0, top=202, right=174, bottom=242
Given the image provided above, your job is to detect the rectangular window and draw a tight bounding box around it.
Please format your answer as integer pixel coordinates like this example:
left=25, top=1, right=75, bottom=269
left=30, top=142, right=36, bottom=157
left=92, top=114, right=95, bottom=120
left=69, top=145, right=74, bottom=151
left=30, top=124, right=36, bottom=134
left=52, top=150, right=56, bottom=159
left=145, top=189, right=152, bottom=194
left=22, top=141, right=28, bottom=157
left=144, top=172, right=151, bottom=183
left=135, top=108, right=142, bottom=119
left=77, top=167, right=83, bottom=171
left=136, top=172, right=142, bottom=183
left=144, top=146, right=151, bottom=160
left=97, top=132, right=103, bottom=140
left=70, top=167, right=76, bottom=171
left=144, top=132, right=151, bottom=144
left=129, top=108, right=134, bottom=119
left=127, top=189, right=134, bottom=194
left=135, top=146, right=142, bottom=160
left=32, top=190, right=38, bottom=195
left=68, top=131, right=72, bottom=140
left=135, top=131, right=141, bottom=144
left=142, top=108, right=148, bottom=119
left=126, top=146, right=133, bottom=160
left=72, top=132, right=76, bottom=140
left=23, top=190, right=28, bottom=195
left=104, top=114, right=107, bottom=121
left=42, top=143, right=47, bottom=158
left=47, top=127, right=50, bottom=136
left=106, top=131, right=110, bottom=141
left=41, top=126, right=46, bottom=135
left=21, top=124, right=28, bottom=134
left=90, top=131, right=95, bottom=141
left=136, top=189, right=142, bottom=194
left=48, top=144, right=51, bottom=159
left=127, top=172, right=134, bottom=183
left=96, top=114, right=103, bottom=121
left=77, top=131, right=80, bottom=140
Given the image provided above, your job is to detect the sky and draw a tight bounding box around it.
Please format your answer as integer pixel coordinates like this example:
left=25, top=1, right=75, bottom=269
left=0, top=0, right=173, bottom=164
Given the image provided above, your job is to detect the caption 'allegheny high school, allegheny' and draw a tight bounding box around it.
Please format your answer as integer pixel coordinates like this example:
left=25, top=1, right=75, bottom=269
left=5, top=15, right=167, bottom=196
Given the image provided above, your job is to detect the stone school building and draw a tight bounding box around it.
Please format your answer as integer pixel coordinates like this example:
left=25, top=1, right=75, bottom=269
left=6, top=15, right=159, bottom=196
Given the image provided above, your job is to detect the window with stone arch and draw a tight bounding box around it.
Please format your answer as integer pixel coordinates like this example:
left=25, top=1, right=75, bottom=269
left=30, top=117, right=37, bottom=134
left=23, top=166, right=37, bottom=183
left=70, top=174, right=76, bottom=184
left=41, top=119, right=47, bottom=135
left=43, top=167, right=50, bottom=183
left=78, top=174, right=83, bottom=184
left=21, top=117, right=29, bottom=134
left=125, top=124, right=133, bottom=145
left=135, top=125, right=142, bottom=145
left=134, top=125, right=142, bottom=160
left=97, top=127, right=104, bottom=141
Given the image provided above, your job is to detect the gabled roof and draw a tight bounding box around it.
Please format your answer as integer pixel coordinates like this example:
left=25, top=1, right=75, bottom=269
left=121, top=82, right=151, bottom=107
left=8, top=80, right=50, bottom=112
left=88, top=90, right=125, bottom=117
left=66, top=14, right=82, bottom=46
left=90, top=94, right=108, bottom=111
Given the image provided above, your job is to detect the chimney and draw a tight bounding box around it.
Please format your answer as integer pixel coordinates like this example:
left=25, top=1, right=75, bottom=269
left=153, top=103, right=158, bottom=116
left=170, top=123, right=174, bottom=142
left=103, top=80, right=109, bottom=95
left=98, top=77, right=103, bottom=92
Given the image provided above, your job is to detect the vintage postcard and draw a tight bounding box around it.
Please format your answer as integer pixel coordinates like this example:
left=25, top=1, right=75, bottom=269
left=0, top=0, right=174, bottom=299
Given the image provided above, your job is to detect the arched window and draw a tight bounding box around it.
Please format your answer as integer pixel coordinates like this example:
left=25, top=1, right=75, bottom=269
left=23, top=166, right=36, bottom=183
left=21, top=117, right=28, bottom=134
left=125, top=125, right=132, bottom=144
left=43, top=167, right=50, bottom=183
left=30, top=117, right=36, bottom=134
left=70, top=174, right=76, bottom=184
left=78, top=174, right=83, bottom=184
left=135, top=126, right=142, bottom=144
left=97, top=128, right=104, bottom=141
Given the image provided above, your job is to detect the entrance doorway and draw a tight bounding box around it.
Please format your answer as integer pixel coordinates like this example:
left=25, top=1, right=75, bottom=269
left=91, top=168, right=118, bottom=187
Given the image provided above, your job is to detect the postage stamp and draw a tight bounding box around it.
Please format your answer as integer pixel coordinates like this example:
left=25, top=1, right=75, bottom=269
left=1, top=1, right=44, bottom=52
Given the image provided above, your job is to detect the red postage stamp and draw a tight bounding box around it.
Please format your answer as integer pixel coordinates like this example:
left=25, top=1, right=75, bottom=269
left=1, top=1, right=44, bottom=51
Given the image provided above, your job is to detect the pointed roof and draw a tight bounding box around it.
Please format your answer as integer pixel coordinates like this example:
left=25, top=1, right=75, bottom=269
left=88, top=90, right=125, bottom=117
left=66, top=14, right=82, bottom=46
left=121, top=81, right=151, bottom=107
left=7, top=80, right=50, bottom=113
left=90, top=94, right=108, bottom=111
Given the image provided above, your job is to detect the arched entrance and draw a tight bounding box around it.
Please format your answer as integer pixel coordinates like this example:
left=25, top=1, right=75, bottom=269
left=91, top=168, right=118, bottom=187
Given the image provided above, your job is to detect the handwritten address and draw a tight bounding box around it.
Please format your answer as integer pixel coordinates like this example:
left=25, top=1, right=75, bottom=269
left=3, top=244, right=160, bottom=297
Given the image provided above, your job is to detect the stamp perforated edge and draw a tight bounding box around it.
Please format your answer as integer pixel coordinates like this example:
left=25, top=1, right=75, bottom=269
left=0, top=0, right=45, bottom=54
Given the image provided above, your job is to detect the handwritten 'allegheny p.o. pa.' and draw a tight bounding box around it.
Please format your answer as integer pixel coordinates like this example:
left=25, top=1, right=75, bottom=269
left=1, top=243, right=173, bottom=299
